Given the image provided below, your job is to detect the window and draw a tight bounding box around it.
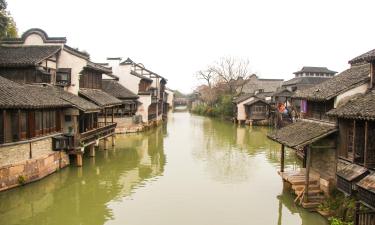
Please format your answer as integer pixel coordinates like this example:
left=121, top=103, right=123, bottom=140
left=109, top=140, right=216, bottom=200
left=65, top=115, right=72, bottom=122
left=56, top=68, right=71, bottom=86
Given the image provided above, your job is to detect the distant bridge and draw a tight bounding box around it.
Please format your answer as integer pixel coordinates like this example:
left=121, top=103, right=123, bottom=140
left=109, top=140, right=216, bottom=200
left=173, top=98, right=190, bottom=106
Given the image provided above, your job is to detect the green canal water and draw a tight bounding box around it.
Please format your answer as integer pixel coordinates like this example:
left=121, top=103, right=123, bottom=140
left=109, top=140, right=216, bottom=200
left=0, top=112, right=328, bottom=225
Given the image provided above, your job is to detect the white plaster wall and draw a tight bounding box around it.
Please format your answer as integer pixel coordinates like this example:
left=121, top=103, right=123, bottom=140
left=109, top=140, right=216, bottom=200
left=58, top=49, right=87, bottom=95
left=165, top=89, right=174, bottom=106
left=116, top=65, right=141, bottom=94
left=237, top=97, right=254, bottom=121
left=24, top=34, right=45, bottom=45
left=137, top=95, right=152, bottom=123
left=334, top=83, right=369, bottom=108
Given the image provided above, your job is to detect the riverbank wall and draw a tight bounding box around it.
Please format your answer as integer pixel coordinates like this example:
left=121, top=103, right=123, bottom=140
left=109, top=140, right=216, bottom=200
left=0, top=136, right=69, bottom=191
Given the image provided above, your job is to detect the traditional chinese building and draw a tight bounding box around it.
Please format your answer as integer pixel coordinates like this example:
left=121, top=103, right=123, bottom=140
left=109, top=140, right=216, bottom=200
left=107, top=57, right=168, bottom=125
left=0, top=28, right=122, bottom=168
left=268, top=60, right=371, bottom=209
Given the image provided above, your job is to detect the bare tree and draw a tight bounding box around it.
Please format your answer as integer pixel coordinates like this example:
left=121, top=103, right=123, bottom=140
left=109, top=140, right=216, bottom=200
left=196, top=69, right=214, bottom=88
left=210, top=57, right=252, bottom=95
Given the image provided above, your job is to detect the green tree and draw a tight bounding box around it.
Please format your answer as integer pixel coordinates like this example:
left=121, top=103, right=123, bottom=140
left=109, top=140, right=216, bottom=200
left=0, top=0, right=18, bottom=39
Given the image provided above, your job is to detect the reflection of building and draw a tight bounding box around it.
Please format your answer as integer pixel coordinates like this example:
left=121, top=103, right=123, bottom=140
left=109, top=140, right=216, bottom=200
left=0, top=126, right=166, bottom=225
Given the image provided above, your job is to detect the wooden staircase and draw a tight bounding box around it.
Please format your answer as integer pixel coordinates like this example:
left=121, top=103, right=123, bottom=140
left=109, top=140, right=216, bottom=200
left=280, top=170, right=326, bottom=211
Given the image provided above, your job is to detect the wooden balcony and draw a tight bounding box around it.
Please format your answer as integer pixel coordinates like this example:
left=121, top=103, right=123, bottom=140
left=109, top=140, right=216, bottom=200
left=80, top=122, right=116, bottom=145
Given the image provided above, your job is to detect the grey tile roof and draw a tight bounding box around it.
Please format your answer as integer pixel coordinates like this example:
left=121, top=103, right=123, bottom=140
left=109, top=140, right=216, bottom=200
left=0, top=76, right=70, bottom=109
left=282, top=77, right=331, bottom=86
left=336, top=163, right=368, bottom=182
left=241, top=75, right=283, bottom=94
left=293, top=67, right=337, bottom=74
left=86, top=61, right=112, bottom=74
left=244, top=98, right=269, bottom=106
left=327, top=90, right=375, bottom=120
left=0, top=46, right=61, bottom=67
left=349, top=49, right=375, bottom=64
left=233, top=92, right=272, bottom=104
left=267, top=120, right=337, bottom=149
left=79, top=88, right=122, bottom=107
left=102, top=80, right=139, bottom=100
left=357, top=173, right=375, bottom=194
left=294, top=64, right=370, bottom=101
left=28, top=85, right=101, bottom=112
left=273, top=88, right=294, bottom=97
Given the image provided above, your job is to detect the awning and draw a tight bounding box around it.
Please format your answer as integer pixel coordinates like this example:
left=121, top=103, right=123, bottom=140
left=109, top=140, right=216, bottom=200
left=267, top=120, right=337, bottom=149
left=357, top=173, right=375, bottom=194
left=337, top=164, right=369, bottom=182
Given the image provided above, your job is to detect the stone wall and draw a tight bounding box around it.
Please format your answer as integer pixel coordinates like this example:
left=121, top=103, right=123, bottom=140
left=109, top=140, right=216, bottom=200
left=99, top=116, right=145, bottom=133
left=0, top=137, right=70, bottom=191
left=310, top=135, right=337, bottom=195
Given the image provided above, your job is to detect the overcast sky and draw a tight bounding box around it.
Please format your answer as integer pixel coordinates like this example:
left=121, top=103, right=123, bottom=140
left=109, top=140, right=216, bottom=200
left=8, top=0, right=375, bottom=93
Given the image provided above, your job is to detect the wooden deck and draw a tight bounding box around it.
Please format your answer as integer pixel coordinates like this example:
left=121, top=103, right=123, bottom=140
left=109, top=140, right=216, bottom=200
left=279, top=170, right=325, bottom=210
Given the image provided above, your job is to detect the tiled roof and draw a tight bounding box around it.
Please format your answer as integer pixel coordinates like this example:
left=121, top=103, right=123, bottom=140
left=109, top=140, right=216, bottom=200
left=86, top=61, right=112, bottom=74
left=28, top=85, right=100, bottom=112
left=336, top=163, right=368, bottom=182
left=267, top=120, right=337, bottom=149
left=282, top=77, right=331, bottom=86
left=357, top=173, right=375, bottom=194
left=0, top=76, right=69, bottom=109
left=102, top=80, right=138, bottom=100
left=327, top=90, right=375, bottom=120
left=233, top=92, right=272, bottom=104
left=130, top=70, right=153, bottom=81
left=293, top=67, right=337, bottom=74
left=294, top=64, right=370, bottom=101
left=79, top=88, right=122, bottom=107
left=244, top=98, right=269, bottom=106
left=349, top=49, right=375, bottom=64
left=0, top=46, right=61, bottom=67
left=273, top=88, right=294, bottom=97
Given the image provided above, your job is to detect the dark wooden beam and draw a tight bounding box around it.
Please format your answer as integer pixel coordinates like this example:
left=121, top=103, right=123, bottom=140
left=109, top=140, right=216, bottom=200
left=304, top=146, right=311, bottom=203
left=111, top=107, right=114, bottom=123
left=364, top=121, right=368, bottom=167
left=2, top=110, right=6, bottom=143
left=352, top=120, right=356, bottom=163
left=18, top=109, right=21, bottom=141
left=280, top=144, right=285, bottom=172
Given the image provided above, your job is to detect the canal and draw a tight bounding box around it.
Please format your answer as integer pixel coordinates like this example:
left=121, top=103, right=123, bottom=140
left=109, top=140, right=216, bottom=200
left=0, top=112, right=328, bottom=225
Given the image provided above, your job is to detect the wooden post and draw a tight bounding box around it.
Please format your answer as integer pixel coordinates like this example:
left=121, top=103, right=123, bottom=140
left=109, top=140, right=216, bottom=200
left=354, top=201, right=360, bottom=225
left=352, top=120, right=356, bottom=163
left=303, top=147, right=307, bottom=168
left=111, top=107, right=114, bottom=123
left=18, top=109, right=21, bottom=141
left=304, top=146, right=311, bottom=203
left=76, top=154, right=83, bottom=167
left=103, top=138, right=108, bottom=150
left=2, top=110, right=6, bottom=143
left=364, top=121, right=368, bottom=167
left=104, top=108, right=107, bottom=125
left=112, top=135, right=115, bottom=146
left=281, top=144, right=285, bottom=172
left=89, top=144, right=95, bottom=157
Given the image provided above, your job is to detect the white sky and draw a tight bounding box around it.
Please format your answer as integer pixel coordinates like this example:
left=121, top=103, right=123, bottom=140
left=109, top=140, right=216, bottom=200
left=8, top=0, right=375, bottom=93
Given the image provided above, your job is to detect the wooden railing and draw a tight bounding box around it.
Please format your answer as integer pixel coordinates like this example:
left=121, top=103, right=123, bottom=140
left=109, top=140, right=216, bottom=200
left=354, top=204, right=375, bottom=225
left=80, top=122, right=116, bottom=144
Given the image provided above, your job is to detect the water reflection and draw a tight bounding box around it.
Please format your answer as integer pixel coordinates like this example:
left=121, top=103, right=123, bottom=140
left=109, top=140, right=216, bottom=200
left=0, top=126, right=166, bottom=225
left=0, top=113, right=327, bottom=225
